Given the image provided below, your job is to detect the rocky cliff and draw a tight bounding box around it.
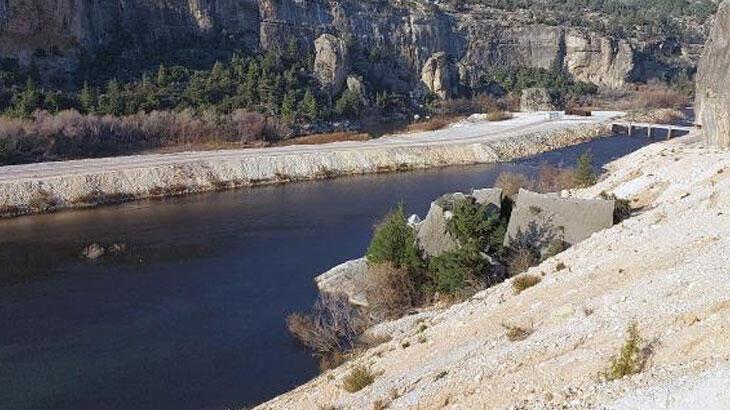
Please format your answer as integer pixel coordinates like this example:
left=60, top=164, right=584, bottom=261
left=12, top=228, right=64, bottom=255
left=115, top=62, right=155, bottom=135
left=0, top=0, right=706, bottom=95
left=696, top=0, right=730, bottom=147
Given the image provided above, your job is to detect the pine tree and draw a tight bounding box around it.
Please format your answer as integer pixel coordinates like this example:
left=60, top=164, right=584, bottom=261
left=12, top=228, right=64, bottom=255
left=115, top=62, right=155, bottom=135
left=243, top=61, right=259, bottom=105
left=99, top=79, right=125, bottom=116
left=156, top=64, right=169, bottom=87
left=281, top=89, right=298, bottom=123
left=79, top=81, right=97, bottom=114
left=13, top=78, right=43, bottom=117
left=574, top=151, right=597, bottom=187
left=301, top=89, right=318, bottom=121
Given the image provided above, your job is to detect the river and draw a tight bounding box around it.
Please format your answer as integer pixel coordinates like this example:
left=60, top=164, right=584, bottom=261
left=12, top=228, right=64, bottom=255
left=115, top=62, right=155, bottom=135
left=0, top=135, right=651, bottom=409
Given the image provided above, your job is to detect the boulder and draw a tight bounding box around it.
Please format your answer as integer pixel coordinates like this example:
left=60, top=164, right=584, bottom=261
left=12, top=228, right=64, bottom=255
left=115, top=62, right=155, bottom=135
left=81, top=243, right=105, bottom=259
left=315, top=257, right=369, bottom=307
left=314, top=33, right=350, bottom=96
left=417, top=200, right=460, bottom=258
left=520, top=87, right=557, bottom=112
left=421, top=52, right=456, bottom=99
left=471, top=188, right=503, bottom=209
left=695, top=0, right=730, bottom=147
left=505, top=189, right=615, bottom=248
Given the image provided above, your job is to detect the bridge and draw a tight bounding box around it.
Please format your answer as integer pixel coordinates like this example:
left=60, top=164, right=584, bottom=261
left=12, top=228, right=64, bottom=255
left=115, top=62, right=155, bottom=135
left=611, top=122, right=695, bottom=139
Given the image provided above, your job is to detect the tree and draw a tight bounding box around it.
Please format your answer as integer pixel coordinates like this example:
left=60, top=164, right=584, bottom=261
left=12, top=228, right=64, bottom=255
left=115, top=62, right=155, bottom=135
left=156, top=64, right=169, bottom=87
left=334, top=89, right=364, bottom=118
left=99, top=79, right=125, bottom=115
left=12, top=78, right=43, bottom=117
left=574, top=151, right=597, bottom=187
left=301, top=89, right=318, bottom=121
left=79, top=81, right=98, bottom=114
left=366, top=203, right=423, bottom=274
left=281, top=89, right=298, bottom=123
left=243, top=61, right=259, bottom=105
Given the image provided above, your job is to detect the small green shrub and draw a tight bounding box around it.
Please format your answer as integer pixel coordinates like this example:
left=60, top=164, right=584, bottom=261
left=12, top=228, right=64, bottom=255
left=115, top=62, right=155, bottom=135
left=366, top=203, right=423, bottom=274
left=428, top=244, right=491, bottom=295
left=603, top=321, right=645, bottom=381
left=343, top=366, right=375, bottom=393
left=512, top=274, right=541, bottom=293
left=447, top=197, right=507, bottom=257
left=574, top=151, right=597, bottom=187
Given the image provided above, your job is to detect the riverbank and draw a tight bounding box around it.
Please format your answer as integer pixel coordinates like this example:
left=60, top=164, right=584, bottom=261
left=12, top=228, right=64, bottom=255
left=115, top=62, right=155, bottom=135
left=0, top=111, right=620, bottom=218
left=260, top=132, right=730, bottom=409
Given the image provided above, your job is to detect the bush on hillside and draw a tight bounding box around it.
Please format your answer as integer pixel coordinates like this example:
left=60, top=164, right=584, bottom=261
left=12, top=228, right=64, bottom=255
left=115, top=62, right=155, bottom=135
left=286, top=292, right=364, bottom=355
left=366, top=203, right=424, bottom=274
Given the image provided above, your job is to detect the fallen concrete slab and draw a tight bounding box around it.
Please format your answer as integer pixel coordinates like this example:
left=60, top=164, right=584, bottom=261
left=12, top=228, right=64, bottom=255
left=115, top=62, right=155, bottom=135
left=505, top=189, right=615, bottom=247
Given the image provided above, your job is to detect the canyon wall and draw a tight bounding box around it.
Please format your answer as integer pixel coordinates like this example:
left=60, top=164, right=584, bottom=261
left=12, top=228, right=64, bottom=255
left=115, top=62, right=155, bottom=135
left=696, top=0, right=730, bottom=147
left=0, top=0, right=702, bottom=94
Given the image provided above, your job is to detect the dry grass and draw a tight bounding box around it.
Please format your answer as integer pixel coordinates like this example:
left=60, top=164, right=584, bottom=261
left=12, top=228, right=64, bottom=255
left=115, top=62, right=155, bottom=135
left=512, top=274, right=542, bottom=293
left=628, top=85, right=689, bottom=110
left=343, top=366, right=375, bottom=393
left=282, top=131, right=370, bottom=146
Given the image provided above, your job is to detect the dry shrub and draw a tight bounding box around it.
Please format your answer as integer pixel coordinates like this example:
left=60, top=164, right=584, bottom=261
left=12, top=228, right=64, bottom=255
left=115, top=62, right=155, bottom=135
left=406, top=116, right=452, bottom=132
left=535, top=163, right=577, bottom=193
left=364, top=263, right=418, bottom=321
left=486, top=111, right=513, bottom=121
left=629, top=85, right=689, bottom=110
left=286, top=293, right=364, bottom=355
left=343, top=366, right=375, bottom=393
left=495, top=172, right=534, bottom=197
left=512, top=274, right=541, bottom=293
left=508, top=246, right=540, bottom=276
left=503, top=323, right=534, bottom=342
left=0, top=109, right=290, bottom=165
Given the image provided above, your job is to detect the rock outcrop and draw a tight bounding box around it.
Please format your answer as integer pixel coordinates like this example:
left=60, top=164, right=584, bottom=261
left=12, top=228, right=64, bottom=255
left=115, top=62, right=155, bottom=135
left=695, top=0, right=730, bottom=147
left=520, top=88, right=557, bottom=112
left=314, top=33, right=350, bottom=96
left=505, top=189, right=615, bottom=247
left=421, top=52, right=456, bottom=99
left=0, top=0, right=706, bottom=94
left=564, top=31, right=634, bottom=88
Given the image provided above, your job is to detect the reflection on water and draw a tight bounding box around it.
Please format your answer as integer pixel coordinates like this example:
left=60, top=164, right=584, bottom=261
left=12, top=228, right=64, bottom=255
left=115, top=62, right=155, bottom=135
left=0, top=135, right=650, bottom=410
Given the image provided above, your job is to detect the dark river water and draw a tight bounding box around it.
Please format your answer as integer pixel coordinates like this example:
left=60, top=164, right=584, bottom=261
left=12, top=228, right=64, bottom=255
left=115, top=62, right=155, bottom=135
left=0, top=135, right=651, bottom=410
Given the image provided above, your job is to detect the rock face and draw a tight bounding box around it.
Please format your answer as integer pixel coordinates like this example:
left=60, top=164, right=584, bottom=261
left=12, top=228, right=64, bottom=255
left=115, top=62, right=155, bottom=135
left=695, top=0, right=730, bottom=147
left=505, top=189, right=615, bottom=247
left=416, top=199, right=460, bottom=258
left=314, top=33, right=350, bottom=96
left=0, top=0, right=704, bottom=95
left=564, top=31, right=634, bottom=88
left=421, top=52, right=456, bottom=99
left=520, top=88, right=556, bottom=112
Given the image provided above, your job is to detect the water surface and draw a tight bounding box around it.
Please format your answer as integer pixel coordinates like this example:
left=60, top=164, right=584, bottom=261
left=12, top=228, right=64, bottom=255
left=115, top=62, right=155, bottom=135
left=0, top=135, right=650, bottom=409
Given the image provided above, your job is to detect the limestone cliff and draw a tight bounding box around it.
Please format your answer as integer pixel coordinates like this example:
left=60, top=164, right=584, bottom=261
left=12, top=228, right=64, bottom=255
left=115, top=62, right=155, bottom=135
left=0, top=0, right=707, bottom=94
left=696, top=0, right=730, bottom=147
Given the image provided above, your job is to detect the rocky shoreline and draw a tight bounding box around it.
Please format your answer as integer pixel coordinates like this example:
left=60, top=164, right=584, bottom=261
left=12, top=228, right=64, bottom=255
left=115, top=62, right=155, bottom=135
left=0, top=114, right=614, bottom=218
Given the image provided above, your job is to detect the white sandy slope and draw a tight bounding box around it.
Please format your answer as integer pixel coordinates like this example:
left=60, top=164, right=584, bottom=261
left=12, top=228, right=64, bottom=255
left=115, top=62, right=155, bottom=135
left=259, top=133, right=730, bottom=410
left=0, top=112, right=619, bottom=214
